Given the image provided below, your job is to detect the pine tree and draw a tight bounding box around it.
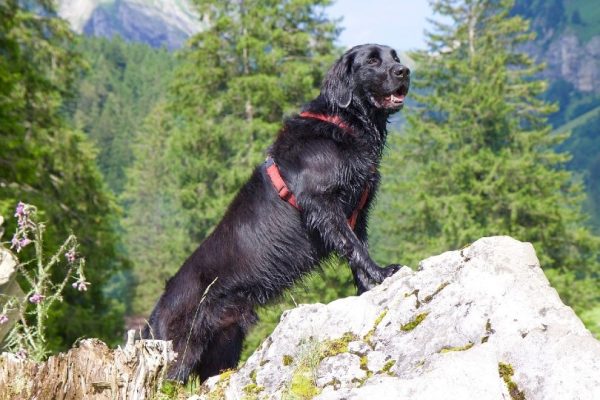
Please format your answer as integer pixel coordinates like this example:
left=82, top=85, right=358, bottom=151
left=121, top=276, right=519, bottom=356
left=121, top=104, right=191, bottom=315
left=0, top=0, right=127, bottom=350
left=372, top=0, right=600, bottom=332
left=168, top=0, right=340, bottom=243
left=69, top=36, right=176, bottom=194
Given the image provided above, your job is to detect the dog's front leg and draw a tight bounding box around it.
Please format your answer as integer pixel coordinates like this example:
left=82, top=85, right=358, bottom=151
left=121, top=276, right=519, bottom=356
left=300, top=194, right=399, bottom=291
left=292, top=152, right=399, bottom=291
left=352, top=212, right=385, bottom=293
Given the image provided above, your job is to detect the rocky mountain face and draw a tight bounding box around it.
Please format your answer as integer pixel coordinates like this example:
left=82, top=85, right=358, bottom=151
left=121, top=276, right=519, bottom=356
left=522, top=28, right=600, bottom=95
left=197, top=237, right=600, bottom=400
left=531, top=33, right=600, bottom=94
left=57, top=0, right=202, bottom=49
left=512, top=0, right=600, bottom=95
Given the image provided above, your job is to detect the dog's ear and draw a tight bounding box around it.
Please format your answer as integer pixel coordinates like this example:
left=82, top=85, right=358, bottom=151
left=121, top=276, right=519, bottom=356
left=321, top=51, right=356, bottom=109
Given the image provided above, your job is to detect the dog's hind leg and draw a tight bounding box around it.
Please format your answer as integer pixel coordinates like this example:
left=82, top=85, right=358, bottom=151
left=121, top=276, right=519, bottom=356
left=196, top=322, right=245, bottom=381
left=167, top=339, right=204, bottom=383
left=196, top=306, right=257, bottom=381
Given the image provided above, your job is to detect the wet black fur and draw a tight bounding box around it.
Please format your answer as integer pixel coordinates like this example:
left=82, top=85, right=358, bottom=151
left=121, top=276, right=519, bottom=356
left=144, top=44, right=411, bottom=383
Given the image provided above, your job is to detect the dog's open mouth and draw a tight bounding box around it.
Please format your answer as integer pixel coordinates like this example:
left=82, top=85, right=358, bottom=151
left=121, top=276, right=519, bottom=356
left=381, top=85, right=409, bottom=109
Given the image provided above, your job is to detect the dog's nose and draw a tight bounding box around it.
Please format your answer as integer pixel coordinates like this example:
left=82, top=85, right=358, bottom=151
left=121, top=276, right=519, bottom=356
left=392, top=65, right=410, bottom=79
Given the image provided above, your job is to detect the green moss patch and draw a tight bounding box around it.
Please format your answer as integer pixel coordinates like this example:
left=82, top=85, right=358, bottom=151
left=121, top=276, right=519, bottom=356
left=158, top=380, right=183, bottom=398
left=380, top=359, right=396, bottom=375
left=242, top=382, right=265, bottom=399
left=241, top=367, right=265, bottom=400
left=282, top=338, right=322, bottom=399
left=498, top=362, right=526, bottom=400
left=481, top=319, right=494, bottom=343
left=422, top=282, right=450, bottom=303
left=283, top=354, right=294, bottom=366
left=204, top=381, right=226, bottom=400
left=320, top=332, right=358, bottom=358
left=353, top=353, right=374, bottom=386
left=357, top=354, right=367, bottom=369
left=219, top=369, right=235, bottom=381
left=363, top=309, right=388, bottom=345
left=400, top=312, right=429, bottom=331
left=439, top=342, right=474, bottom=353
left=282, top=332, right=365, bottom=398
left=287, top=365, right=321, bottom=399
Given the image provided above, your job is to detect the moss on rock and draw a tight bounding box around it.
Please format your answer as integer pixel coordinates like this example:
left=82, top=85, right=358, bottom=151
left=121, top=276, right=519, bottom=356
left=439, top=342, right=474, bottom=353
left=320, top=332, right=358, bottom=358
left=363, top=309, right=388, bottom=345
left=498, top=362, right=526, bottom=400
left=283, top=354, right=294, bottom=366
left=400, top=312, right=429, bottom=331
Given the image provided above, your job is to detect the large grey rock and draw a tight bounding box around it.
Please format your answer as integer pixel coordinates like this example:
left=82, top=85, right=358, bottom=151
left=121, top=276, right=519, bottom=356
left=198, top=237, right=600, bottom=400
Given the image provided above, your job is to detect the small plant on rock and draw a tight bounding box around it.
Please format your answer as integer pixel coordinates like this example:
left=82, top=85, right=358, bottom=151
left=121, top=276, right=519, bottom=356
left=0, top=202, right=89, bottom=360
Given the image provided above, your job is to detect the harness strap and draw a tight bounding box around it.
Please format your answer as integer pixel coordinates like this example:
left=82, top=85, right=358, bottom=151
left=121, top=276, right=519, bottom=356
left=348, top=186, right=370, bottom=230
left=265, top=156, right=370, bottom=230
left=265, top=157, right=299, bottom=209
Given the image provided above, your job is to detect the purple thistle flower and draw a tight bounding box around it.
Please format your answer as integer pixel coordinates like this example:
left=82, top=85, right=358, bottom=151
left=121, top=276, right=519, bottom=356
left=14, top=202, right=30, bottom=228
left=73, top=280, right=89, bottom=292
left=65, top=248, right=77, bottom=263
left=0, top=314, right=8, bottom=325
left=11, top=235, right=20, bottom=251
left=11, top=235, right=30, bottom=253
left=29, top=293, right=45, bottom=304
left=14, top=202, right=26, bottom=218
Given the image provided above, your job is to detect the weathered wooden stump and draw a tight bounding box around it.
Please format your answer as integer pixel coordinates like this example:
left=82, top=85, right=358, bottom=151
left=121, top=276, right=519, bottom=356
left=0, top=331, right=176, bottom=400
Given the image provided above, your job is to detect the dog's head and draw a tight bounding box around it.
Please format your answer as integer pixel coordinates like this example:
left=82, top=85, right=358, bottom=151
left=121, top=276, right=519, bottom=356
left=321, top=44, right=410, bottom=113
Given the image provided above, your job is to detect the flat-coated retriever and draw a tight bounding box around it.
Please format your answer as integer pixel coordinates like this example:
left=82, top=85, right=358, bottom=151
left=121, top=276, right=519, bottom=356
left=144, top=44, right=410, bottom=382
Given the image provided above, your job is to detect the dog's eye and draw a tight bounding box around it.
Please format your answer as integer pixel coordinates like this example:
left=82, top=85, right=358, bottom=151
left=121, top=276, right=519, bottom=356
left=393, top=56, right=400, bottom=63
left=367, top=57, right=379, bottom=65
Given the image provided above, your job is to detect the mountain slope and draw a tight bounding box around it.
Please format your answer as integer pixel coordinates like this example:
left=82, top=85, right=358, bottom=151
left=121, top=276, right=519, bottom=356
left=512, top=0, right=600, bottom=231
left=57, top=0, right=202, bottom=49
left=513, top=0, right=600, bottom=95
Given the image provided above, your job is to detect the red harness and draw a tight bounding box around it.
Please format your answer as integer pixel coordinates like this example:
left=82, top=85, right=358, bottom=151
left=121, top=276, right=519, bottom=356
left=299, top=111, right=351, bottom=132
left=265, top=112, right=370, bottom=230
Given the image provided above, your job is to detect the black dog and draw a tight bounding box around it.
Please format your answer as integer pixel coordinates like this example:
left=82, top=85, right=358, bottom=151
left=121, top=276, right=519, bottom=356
left=144, top=44, right=410, bottom=383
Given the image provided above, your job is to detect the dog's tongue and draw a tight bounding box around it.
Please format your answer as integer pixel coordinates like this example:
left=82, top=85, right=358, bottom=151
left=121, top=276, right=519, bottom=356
left=385, top=93, right=405, bottom=104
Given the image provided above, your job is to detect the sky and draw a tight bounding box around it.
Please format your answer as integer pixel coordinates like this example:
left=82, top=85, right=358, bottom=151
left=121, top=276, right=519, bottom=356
left=328, top=0, right=433, bottom=52
left=326, top=0, right=434, bottom=121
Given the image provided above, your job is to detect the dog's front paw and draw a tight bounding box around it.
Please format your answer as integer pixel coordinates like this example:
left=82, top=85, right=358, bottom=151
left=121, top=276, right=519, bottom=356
left=368, top=264, right=401, bottom=285
left=382, top=263, right=402, bottom=278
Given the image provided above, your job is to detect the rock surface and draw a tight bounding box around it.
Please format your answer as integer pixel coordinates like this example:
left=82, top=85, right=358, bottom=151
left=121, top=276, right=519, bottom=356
left=57, top=0, right=202, bottom=49
left=524, top=31, right=600, bottom=94
left=199, top=236, right=600, bottom=400
left=0, top=246, right=23, bottom=343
